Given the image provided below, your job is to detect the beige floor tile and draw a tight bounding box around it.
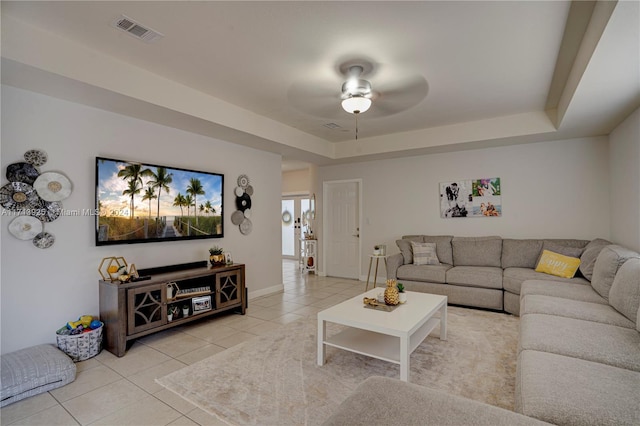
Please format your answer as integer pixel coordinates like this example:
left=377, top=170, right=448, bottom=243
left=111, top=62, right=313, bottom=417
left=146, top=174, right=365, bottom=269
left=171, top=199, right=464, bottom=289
left=10, top=405, right=79, bottom=426
left=62, top=379, right=148, bottom=425
left=96, top=345, right=172, bottom=377
left=0, top=392, right=59, bottom=425
left=166, top=416, right=200, bottom=426
left=182, top=323, right=237, bottom=343
left=271, top=312, right=305, bottom=325
left=153, top=389, right=199, bottom=415
left=90, top=394, right=182, bottom=425
left=213, top=331, right=258, bottom=348
left=185, top=408, right=230, bottom=426
left=127, top=359, right=188, bottom=393
left=73, top=358, right=101, bottom=373
left=49, top=365, right=122, bottom=402
left=245, top=321, right=284, bottom=336
left=223, top=315, right=266, bottom=330
left=139, top=332, right=210, bottom=358
left=176, top=344, right=226, bottom=365
left=245, top=306, right=283, bottom=321
left=290, top=305, right=324, bottom=317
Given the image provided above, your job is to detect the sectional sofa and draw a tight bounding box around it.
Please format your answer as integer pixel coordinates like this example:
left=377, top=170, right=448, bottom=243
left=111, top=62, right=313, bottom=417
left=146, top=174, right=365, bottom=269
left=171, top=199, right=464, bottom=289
left=388, top=235, right=612, bottom=315
left=325, top=239, right=640, bottom=425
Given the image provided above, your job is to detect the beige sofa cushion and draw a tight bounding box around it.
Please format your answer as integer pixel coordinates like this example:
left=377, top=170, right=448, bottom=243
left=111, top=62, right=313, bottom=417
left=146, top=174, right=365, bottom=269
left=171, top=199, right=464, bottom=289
left=446, top=266, right=503, bottom=290
left=395, top=236, right=423, bottom=264
left=579, top=238, right=612, bottom=280
left=591, top=245, right=640, bottom=300
left=501, top=239, right=543, bottom=269
left=452, top=236, right=502, bottom=267
left=503, top=268, right=589, bottom=295
left=423, top=235, right=454, bottom=265
left=520, top=280, right=606, bottom=305
left=608, top=258, right=640, bottom=324
left=396, top=264, right=451, bottom=284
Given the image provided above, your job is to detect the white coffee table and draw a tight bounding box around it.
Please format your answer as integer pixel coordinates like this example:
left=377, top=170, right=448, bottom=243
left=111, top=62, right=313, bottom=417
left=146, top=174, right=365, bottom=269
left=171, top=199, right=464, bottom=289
left=317, top=288, right=447, bottom=382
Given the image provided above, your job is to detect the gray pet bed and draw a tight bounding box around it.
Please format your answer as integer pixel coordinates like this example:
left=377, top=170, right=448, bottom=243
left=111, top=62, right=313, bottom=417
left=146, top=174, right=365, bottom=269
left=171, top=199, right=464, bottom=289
left=1, top=344, right=76, bottom=407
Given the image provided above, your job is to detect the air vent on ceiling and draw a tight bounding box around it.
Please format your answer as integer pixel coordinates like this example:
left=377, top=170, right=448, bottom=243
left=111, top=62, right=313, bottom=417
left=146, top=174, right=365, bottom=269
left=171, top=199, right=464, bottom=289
left=111, top=15, right=164, bottom=43
left=323, top=123, right=342, bottom=129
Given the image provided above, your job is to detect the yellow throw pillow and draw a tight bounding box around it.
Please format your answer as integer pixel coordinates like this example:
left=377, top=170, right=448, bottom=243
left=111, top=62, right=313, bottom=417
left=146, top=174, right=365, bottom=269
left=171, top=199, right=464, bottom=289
left=535, top=250, right=581, bottom=278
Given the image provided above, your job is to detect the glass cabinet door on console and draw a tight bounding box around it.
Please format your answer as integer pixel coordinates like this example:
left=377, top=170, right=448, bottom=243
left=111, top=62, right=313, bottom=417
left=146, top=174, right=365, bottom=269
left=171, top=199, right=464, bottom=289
left=127, top=283, right=167, bottom=334
left=216, top=268, right=243, bottom=309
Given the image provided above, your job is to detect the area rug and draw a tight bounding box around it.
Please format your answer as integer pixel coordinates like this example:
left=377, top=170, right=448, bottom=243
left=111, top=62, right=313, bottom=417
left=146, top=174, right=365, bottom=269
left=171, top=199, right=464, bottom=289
left=156, top=306, right=519, bottom=426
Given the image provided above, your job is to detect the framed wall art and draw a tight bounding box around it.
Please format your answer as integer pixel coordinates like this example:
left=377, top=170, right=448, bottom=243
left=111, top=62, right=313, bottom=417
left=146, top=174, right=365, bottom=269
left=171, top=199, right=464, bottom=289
left=440, top=177, right=501, bottom=218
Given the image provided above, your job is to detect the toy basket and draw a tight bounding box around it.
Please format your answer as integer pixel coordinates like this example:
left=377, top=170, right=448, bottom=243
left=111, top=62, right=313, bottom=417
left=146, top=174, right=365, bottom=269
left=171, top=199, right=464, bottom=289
left=55, top=322, right=103, bottom=362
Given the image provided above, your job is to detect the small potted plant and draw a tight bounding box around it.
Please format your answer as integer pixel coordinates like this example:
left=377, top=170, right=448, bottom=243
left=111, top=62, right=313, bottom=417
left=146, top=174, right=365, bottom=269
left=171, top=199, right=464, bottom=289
left=209, top=245, right=225, bottom=267
left=397, top=282, right=407, bottom=303
left=167, top=306, right=178, bottom=322
left=182, top=305, right=190, bottom=318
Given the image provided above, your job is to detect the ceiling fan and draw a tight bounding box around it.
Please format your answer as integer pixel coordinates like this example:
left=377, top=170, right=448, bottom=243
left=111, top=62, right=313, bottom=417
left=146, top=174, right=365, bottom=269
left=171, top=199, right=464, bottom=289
left=287, top=59, right=428, bottom=138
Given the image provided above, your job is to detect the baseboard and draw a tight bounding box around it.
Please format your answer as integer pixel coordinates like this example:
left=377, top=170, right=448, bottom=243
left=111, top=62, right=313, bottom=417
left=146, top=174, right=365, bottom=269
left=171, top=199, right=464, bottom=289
left=248, top=283, right=284, bottom=300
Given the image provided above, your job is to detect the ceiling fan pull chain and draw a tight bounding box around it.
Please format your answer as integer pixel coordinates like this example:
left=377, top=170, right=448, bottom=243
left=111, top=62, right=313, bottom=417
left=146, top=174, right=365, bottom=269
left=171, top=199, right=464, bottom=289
left=355, top=113, right=359, bottom=140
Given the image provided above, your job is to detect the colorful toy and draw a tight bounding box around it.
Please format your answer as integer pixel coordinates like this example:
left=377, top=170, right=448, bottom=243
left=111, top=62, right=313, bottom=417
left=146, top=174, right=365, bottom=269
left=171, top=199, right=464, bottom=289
left=89, top=320, right=102, bottom=330
left=66, top=315, right=94, bottom=330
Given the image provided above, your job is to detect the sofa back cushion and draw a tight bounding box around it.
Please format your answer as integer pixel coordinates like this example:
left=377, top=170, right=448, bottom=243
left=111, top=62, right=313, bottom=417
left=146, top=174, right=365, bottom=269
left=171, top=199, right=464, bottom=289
left=452, top=236, right=502, bottom=267
left=423, top=235, right=454, bottom=265
left=501, top=239, right=543, bottom=268
left=579, top=238, right=612, bottom=281
left=608, top=258, right=640, bottom=325
left=396, top=236, right=423, bottom=264
left=591, top=245, right=640, bottom=300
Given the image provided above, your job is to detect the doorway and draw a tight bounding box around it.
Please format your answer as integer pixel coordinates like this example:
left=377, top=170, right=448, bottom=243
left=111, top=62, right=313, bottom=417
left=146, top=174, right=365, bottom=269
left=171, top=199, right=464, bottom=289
left=323, top=180, right=362, bottom=279
left=281, top=195, right=310, bottom=259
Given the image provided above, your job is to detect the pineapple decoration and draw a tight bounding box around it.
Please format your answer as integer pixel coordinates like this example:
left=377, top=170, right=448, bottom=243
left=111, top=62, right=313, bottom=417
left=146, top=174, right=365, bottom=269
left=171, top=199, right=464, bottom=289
left=384, top=279, right=400, bottom=306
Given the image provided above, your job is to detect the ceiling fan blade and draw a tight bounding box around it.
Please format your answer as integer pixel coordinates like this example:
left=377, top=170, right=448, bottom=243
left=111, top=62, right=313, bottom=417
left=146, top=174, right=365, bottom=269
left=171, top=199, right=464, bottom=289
left=367, top=74, right=429, bottom=117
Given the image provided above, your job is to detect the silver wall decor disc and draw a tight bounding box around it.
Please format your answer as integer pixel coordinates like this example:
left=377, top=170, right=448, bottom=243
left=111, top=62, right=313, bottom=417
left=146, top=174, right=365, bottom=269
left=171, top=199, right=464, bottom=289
left=33, top=232, right=55, bottom=249
left=231, top=210, right=244, bottom=225
left=34, top=172, right=72, bottom=201
left=0, top=182, right=42, bottom=211
left=243, top=208, right=252, bottom=219
left=237, top=174, right=250, bottom=188
left=24, top=150, right=48, bottom=167
left=234, top=186, right=244, bottom=197
left=9, top=216, right=42, bottom=240
left=245, top=185, right=254, bottom=196
left=239, top=217, right=252, bottom=235
left=31, top=200, right=63, bottom=222
left=6, top=162, right=40, bottom=185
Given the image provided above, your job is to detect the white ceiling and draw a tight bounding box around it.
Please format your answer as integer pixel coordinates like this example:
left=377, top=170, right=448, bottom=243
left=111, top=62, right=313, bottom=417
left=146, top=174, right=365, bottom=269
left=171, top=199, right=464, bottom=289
left=2, top=1, right=639, bottom=170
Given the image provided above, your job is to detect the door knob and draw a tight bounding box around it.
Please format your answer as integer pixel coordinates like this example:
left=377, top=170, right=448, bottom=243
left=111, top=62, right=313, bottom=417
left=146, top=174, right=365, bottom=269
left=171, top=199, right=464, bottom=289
left=352, top=234, right=359, bottom=238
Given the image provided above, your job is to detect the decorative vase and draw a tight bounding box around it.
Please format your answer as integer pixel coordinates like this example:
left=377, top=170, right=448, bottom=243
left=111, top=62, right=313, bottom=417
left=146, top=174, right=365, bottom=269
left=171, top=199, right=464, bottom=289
left=384, top=279, right=400, bottom=305
left=210, top=254, right=225, bottom=266
left=167, top=313, right=173, bottom=322
left=399, top=292, right=407, bottom=303
left=182, top=307, right=189, bottom=317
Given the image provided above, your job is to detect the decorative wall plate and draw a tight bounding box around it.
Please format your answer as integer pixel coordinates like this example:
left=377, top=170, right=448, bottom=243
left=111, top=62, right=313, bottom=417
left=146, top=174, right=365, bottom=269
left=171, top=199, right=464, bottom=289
left=237, top=174, right=250, bottom=188
left=0, top=182, right=42, bottom=211
left=239, top=218, right=253, bottom=235
left=231, top=210, right=244, bottom=225
left=234, top=186, right=244, bottom=197
left=282, top=210, right=292, bottom=224
left=243, top=208, right=252, bottom=219
left=24, top=150, right=48, bottom=167
left=33, top=232, right=55, bottom=249
left=9, top=216, right=42, bottom=240
left=34, top=172, right=72, bottom=201
left=6, top=162, right=40, bottom=185
left=32, top=201, right=63, bottom=222
left=245, top=185, right=254, bottom=196
left=235, top=193, right=252, bottom=212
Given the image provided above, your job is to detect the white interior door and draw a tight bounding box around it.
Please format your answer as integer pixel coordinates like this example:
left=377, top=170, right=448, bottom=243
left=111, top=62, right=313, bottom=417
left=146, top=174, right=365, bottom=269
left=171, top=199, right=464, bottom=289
left=324, top=180, right=360, bottom=279
left=282, top=195, right=310, bottom=259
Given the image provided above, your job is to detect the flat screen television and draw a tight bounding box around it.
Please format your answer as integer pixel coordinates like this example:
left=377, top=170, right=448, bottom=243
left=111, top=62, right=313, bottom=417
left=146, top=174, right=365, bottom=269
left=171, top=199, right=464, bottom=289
left=95, top=157, right=223, bottom=245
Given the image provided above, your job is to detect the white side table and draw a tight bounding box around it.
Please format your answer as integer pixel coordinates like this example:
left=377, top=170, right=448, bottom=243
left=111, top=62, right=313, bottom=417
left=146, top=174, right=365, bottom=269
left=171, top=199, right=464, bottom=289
left=365, top=255, right=388, bottom=291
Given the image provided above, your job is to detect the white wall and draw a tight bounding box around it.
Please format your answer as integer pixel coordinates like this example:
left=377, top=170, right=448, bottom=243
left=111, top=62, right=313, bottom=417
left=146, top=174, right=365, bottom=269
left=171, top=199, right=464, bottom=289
left=1, top=86, right=283, bottom=354
left=282, top=169, right=310, bottom=195
left=609, top=107, right=640, bottom=251
left=317, top=136, right=611, bottom=278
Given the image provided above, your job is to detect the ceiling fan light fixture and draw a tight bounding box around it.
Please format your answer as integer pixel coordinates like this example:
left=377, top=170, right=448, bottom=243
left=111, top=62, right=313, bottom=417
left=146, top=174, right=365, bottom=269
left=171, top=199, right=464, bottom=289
left=341, top=95, right=372, bottom=114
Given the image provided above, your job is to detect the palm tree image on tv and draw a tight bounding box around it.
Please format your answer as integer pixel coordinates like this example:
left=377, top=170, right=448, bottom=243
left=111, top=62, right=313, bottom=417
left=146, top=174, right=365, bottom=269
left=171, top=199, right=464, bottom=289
left=96, top=158, right=223, bottom=244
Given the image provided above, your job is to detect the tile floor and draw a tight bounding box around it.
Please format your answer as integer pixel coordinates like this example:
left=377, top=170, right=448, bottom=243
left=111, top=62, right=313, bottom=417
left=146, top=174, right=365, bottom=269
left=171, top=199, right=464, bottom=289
left=0, top=260, right=365, bottom=426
